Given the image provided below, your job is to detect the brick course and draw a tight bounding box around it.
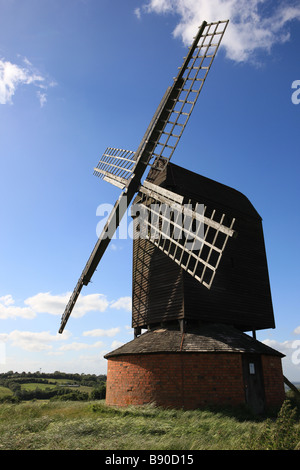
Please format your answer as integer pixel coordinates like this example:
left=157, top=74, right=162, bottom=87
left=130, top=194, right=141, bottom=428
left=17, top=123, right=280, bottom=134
left=261, top=355, right=286, bottom=408
left=106, top=352, right=285, bottom=410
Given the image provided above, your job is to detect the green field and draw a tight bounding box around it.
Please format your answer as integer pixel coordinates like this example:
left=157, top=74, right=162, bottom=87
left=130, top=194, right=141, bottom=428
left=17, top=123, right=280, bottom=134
left=0, top=372, right=105, bottom=402
left=20, top=381, right=93, bottom=395
left=0, top=399, right=299, bottom=450
left=0, top=386, right=13, bottom=399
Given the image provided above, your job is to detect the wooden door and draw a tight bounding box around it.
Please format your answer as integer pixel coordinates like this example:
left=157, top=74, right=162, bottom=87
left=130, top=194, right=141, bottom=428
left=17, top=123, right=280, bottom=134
left=242, top=354, right=265, bottom=414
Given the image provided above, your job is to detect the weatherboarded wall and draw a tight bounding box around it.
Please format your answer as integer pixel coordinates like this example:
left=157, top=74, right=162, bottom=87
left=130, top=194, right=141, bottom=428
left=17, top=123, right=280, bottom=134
left=132, top=163, right=275, bottom=333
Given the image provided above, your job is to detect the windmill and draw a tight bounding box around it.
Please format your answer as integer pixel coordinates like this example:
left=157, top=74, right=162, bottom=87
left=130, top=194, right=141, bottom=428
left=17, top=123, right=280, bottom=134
left=58, top=20, right=230, bottom=334
left=59, top=20, right=286, bottom=413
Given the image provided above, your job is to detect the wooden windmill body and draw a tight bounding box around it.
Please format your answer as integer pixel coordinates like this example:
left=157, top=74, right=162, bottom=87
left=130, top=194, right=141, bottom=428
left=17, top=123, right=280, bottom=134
left=59, top=21, right=286, bottom=413
left=131, top=162, right=275, bottom=336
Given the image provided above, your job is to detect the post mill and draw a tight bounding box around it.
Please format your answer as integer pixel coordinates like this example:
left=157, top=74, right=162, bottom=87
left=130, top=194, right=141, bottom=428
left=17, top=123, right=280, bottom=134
left=59, top=21, right=286, bottom=414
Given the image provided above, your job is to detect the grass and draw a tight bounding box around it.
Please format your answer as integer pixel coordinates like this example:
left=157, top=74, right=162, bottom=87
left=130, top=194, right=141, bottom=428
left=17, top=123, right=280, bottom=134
left=21, top=383, right=58, bottom=391
left=0, top=386, right=13, bottom=399
left=20, top=382, right=92, bottom=394
left=0, top=399, right=299, bottom=450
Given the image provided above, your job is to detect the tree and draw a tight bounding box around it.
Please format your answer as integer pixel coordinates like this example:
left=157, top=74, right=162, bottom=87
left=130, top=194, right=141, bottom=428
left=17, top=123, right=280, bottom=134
left=91, top=384, right=106, bottom=400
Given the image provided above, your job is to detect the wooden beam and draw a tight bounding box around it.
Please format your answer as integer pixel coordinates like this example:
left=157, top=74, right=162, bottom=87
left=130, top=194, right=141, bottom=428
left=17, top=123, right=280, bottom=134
left=284, top=376, right=300, bottom=398
left=142, top=180, right=184, bottom=204
left=94, top=168, right=128, bottom=188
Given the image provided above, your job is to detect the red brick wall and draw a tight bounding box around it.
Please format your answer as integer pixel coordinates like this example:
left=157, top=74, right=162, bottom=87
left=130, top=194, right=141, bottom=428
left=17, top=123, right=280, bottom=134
left=106, top=352, right=246, bottom=409
left=261, top=355, right=285, bottom=408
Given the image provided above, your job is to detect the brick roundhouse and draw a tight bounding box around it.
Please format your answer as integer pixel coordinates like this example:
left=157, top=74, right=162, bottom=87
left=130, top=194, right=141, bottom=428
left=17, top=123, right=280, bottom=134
left=105, top=325, right=285, bottom=412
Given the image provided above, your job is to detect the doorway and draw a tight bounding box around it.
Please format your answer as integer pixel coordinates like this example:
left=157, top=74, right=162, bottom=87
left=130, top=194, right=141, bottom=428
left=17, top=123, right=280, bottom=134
left=242, top=354, right=265, bottom=414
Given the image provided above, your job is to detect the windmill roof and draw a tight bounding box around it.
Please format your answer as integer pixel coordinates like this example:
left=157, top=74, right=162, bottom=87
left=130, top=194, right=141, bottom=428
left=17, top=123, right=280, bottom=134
left=153, top=163, right=261, bottom=220
left=104, top=324, right=284, bottom=358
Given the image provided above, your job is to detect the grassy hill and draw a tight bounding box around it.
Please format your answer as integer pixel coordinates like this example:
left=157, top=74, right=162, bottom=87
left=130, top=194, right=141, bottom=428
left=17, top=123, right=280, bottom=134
left=0, top=386, right=13, bottom=399
left=0, top=371, right=299, bottom=450
left=0, top=371, right=106, bottom=401
left=0, top=398, right=299, bottom=450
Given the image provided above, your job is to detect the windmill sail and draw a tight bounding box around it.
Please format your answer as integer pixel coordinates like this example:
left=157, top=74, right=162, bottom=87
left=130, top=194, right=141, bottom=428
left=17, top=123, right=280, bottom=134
left=135, top=181, right=236, bottom=289
left=59, top=20, right=229, bottom=334
left=94, top=148, right=136, bottom=189
left=93, top=20, right=229, bottom=188
left=149, top=20, right=229, bottom=176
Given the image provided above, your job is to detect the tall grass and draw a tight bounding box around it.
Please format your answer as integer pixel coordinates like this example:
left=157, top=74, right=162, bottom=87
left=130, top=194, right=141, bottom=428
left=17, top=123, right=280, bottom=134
left=0, top=399, right=299, bottom=450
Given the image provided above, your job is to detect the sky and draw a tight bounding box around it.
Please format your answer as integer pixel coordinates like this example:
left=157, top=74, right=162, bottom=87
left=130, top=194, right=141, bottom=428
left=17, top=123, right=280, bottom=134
left=0, top=0, right=299, bottom=381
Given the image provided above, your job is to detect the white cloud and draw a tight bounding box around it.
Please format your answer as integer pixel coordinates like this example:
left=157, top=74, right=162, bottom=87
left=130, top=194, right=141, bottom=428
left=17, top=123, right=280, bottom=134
left=0, top=295, right=15, bottom=306
left=261, top=336, right=300, bottom=381
left=110, top=340, right=124, bottom=350
left=24, top=292, right=69, bottom=316
left=293, top=326, right=300, bottom=335
left=134, top=7, right=142, bottom=19
left=140, top=0, right=300, bottom=63
left=0, top=329, right=70, bottom=352
left=58, top=340, right=105, bottom=351
left=110, top=296, right=132, bottom=312
left=0, top=292, right=131, bottom=322
left=0, top=295, right=35, bottom=320
left=74, top=293, right=110, bottom=317
left=262, top=338, right=292, bottom=354
left=83, top=327, right=120, bottom=337
left=37, top=91, right=47, bottom=107
left=24, top=291, right=110, bottom=318
left=0, top=57, right=55, bottom=106
left=47, top=351, right=64, bottom=356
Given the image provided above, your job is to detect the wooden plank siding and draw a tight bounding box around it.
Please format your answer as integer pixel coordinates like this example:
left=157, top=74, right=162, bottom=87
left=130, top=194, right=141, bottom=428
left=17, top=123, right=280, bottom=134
left=132, top=163, right=275, bottom=332
left=132, top=237, right=184, bottom=328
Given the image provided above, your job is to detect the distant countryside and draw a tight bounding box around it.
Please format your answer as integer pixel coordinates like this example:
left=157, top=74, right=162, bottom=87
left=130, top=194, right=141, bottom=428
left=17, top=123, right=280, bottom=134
left=0, top=371, right=300, bottom=450
left=0, top=370, right=106, bottom=402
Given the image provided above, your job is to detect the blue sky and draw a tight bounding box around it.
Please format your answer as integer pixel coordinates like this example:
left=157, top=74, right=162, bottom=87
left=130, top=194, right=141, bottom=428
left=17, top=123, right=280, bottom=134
left=0, top=0, right=300, bottom=381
